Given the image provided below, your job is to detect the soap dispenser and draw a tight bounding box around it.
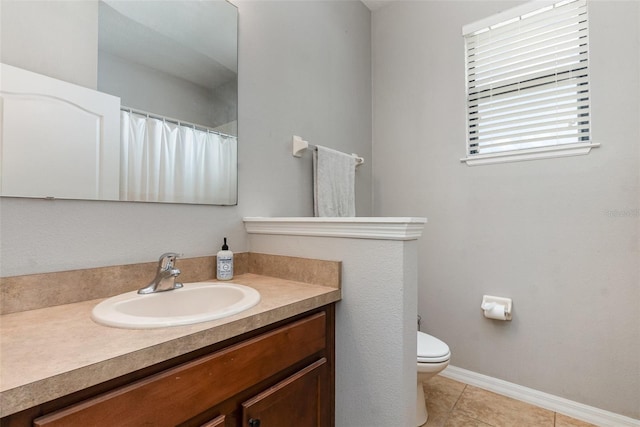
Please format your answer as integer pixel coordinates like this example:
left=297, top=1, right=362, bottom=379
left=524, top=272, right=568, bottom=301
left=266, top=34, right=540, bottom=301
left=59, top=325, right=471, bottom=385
left=216, top=237, right=234, bottom=280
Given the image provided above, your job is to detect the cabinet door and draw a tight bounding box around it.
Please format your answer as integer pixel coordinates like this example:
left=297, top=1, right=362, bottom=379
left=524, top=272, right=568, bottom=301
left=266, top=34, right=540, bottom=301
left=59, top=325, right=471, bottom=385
left=241, top=358, right=328, bottom=427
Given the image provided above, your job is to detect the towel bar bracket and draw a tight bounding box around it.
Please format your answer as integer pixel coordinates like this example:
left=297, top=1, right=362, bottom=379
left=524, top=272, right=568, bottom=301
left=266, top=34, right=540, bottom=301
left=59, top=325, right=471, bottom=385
left=292, top=135, right=309, bottom=158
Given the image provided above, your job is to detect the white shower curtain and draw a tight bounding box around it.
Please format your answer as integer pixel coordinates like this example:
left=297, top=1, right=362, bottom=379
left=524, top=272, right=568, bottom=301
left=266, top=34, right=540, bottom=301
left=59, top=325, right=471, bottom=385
left=120, top=111, right=237, bottom=204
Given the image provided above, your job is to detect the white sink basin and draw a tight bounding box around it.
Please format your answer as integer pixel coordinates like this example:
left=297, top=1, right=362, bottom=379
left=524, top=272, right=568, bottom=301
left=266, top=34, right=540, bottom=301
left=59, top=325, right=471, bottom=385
left=91, top=282, right=261, bottom=329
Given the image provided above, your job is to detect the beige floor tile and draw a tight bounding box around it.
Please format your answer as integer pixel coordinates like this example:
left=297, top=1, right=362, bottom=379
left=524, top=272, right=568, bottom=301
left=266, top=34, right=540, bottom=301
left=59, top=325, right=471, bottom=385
left=422, top=375, right=467, bottom=427
left=443, top=409, right=494, bottom=427
left=454, top=385, right=555, bottom=427
left=555, top=413, right=598, bottom=427
left=425, top=375, right=467, bottom=410
left=423, top=407, right=450, bottom=427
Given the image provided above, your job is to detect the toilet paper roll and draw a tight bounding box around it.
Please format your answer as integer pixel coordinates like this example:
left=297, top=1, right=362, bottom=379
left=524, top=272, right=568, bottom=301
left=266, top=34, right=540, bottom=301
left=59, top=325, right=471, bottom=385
left=483, top=304, right=507, bottom=320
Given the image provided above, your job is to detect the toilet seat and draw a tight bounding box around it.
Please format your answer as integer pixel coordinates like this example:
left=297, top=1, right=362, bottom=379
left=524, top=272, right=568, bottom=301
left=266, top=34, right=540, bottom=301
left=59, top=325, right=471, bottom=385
left=417, top=331, right=450, bottom=363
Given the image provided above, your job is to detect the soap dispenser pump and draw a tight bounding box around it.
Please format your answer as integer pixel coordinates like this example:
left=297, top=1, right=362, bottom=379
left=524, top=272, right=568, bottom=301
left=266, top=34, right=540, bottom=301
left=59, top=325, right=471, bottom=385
left=216, top=237, right=234, bottom=280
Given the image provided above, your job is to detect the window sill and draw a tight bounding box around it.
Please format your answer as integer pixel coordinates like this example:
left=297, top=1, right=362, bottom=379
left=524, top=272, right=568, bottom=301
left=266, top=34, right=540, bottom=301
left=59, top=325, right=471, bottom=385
left=460, top=142, right=600, bottom=166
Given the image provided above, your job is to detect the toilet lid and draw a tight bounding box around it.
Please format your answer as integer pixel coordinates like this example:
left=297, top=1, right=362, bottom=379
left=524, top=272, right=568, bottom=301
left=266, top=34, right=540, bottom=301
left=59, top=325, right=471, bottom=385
left=417, top=331, right=450, bottom=363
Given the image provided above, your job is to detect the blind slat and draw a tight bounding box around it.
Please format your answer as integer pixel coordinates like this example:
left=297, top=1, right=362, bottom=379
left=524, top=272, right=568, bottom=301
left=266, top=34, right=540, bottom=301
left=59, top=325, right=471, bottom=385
left=474, top=120, right=590, bottom=141
left=472, top=130, right=590, bottom=150
left=471, top=100, right=589, bottom=125
left=470, top=92, right=589, bottom=120
left=468, top=11, right=587, bottom=57
left=468, top=69, right=588, bottom=101
left=470, top=30, right=588, bottom=76
left=464, top=0, right=590, bottom=157
left=469, top=76, right=589, bottom=109
left=471, top=52, right=588, bottom=91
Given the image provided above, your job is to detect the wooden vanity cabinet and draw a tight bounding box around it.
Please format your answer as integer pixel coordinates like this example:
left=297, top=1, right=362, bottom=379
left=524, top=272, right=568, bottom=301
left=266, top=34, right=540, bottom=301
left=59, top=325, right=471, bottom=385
left=1, top=306, right=334, bottom=427
left=242, top=358, right=328, bottom=427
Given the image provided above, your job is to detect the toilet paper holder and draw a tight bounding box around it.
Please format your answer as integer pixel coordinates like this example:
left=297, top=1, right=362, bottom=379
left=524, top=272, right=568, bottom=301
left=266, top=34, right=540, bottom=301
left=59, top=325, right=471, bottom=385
left=481, top=295, right=512, bottom=320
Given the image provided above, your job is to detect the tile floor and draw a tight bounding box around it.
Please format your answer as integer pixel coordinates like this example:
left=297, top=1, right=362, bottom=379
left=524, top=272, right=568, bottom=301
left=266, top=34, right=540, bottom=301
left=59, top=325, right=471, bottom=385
left=421, top=375, right=598, bottom=427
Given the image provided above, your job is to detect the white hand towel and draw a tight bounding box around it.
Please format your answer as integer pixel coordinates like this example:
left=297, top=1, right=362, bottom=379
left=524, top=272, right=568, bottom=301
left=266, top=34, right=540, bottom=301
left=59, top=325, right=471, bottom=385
left=313, top=145, right=356, bottom=217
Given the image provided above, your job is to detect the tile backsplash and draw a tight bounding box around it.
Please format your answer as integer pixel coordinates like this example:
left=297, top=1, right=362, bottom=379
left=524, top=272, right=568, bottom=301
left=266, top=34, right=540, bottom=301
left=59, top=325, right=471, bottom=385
left=0, top=252, right=340, bottom=315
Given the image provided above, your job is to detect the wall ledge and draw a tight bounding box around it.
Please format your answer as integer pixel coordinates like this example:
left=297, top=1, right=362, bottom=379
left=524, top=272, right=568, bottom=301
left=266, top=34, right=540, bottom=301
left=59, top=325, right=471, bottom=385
left=243, top=217, right=427, bottom=240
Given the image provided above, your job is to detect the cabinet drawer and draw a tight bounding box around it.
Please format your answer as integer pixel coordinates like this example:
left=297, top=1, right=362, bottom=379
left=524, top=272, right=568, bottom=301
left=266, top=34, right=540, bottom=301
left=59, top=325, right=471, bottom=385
left=34, top=312, right=326, bottom=427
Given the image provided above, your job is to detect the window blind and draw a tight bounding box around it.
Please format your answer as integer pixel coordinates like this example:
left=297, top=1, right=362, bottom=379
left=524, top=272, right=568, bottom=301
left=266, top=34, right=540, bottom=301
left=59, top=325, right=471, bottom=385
left=463, top=0, right=593, bottom=161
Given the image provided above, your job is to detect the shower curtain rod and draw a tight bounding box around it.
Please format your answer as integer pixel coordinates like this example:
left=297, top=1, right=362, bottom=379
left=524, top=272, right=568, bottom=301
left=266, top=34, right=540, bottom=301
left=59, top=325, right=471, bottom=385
left=121, top=106, right=236, bottom=139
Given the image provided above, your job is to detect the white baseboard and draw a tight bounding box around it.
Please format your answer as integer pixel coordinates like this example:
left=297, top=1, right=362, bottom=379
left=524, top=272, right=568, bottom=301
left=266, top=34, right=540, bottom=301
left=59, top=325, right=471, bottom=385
left=440, top=365, right=640, bottom=427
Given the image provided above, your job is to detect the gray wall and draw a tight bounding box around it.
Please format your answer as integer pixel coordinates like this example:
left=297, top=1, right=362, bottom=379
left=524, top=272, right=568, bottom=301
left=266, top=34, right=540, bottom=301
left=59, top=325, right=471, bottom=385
left=372, top=0, right=640, bottom=419
left=98, top=51, right=231, bottom=130
left=0, top=0, right=372, bottom=276
left=0, top=0, right=98, bottom=89
left=237, top=0, right=372, bottom=218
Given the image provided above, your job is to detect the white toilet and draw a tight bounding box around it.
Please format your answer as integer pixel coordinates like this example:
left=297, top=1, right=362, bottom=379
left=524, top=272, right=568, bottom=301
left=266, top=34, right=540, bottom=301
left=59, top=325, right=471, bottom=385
left=416, top=331, right=451, bottom=426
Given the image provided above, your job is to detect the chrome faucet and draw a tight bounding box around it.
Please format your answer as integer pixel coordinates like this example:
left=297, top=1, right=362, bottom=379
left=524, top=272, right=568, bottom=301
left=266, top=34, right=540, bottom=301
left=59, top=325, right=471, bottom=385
left=138, top=252, right=183, bottom=294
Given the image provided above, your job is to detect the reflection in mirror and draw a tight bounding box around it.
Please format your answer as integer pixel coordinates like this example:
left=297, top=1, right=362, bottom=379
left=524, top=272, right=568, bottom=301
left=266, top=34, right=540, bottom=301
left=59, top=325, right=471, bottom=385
left=119, top=109, right=237, bottom=204
left=98, top=0, right=238, bottom=136
left=0, top=0, right=238, bottom=205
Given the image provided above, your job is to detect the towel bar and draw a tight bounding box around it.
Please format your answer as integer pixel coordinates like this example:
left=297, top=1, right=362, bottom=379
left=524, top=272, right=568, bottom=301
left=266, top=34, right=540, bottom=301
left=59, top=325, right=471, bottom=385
left=292, top=135, right=364, bottom=166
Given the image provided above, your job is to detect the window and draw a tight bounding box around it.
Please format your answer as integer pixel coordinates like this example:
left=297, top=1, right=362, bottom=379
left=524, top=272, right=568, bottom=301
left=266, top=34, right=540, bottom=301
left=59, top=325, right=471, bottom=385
left=461, top=0, right=598, bottom=165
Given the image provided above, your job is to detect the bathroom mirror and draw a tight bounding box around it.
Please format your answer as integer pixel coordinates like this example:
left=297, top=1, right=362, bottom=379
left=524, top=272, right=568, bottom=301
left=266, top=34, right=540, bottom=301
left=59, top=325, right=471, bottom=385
left=0, top=0, right=238, bottom=205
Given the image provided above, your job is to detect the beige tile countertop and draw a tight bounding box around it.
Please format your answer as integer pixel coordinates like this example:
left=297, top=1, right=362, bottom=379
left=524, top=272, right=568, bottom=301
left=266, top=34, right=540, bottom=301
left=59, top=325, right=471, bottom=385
left=0, top=273, right=341, bottom=418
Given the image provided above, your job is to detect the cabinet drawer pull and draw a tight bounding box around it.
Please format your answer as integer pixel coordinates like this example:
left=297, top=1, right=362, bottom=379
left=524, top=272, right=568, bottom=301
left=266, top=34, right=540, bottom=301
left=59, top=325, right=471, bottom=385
left=248, top=418, right=261, bottom=427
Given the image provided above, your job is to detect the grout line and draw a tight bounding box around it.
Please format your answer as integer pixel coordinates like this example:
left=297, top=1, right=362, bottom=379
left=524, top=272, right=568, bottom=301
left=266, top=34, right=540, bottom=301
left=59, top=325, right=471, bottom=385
left=445, top=384, right=468, bottom=425
left=452, top=383, right=467, bottom=411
